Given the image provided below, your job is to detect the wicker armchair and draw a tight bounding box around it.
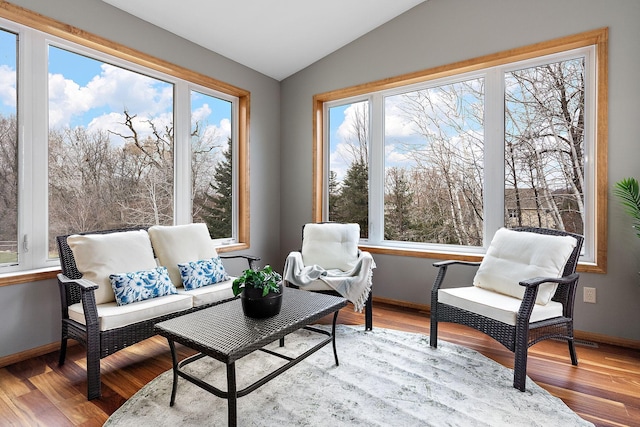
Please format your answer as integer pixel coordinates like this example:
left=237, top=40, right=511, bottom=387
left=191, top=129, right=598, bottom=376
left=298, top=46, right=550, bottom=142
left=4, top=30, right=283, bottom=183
left=429, top=227, right=584, bottom=391
left=56, top=227, right=258, bottom=400
left=283, top=223, right=374, bottom=330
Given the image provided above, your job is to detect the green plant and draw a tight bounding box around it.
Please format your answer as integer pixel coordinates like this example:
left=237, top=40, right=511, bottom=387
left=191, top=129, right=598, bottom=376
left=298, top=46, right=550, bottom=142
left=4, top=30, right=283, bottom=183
left=232, top=265, right=282, bottom=297
left=613, top=177, right=640, bottom=239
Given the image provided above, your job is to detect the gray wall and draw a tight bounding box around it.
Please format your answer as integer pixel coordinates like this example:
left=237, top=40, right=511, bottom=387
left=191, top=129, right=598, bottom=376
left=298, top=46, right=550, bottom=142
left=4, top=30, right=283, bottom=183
left=0, top=0, right=281, bottom=358
left=280, top=0, right=640, bottom=341
left=2, top=0, right=640, bottom=360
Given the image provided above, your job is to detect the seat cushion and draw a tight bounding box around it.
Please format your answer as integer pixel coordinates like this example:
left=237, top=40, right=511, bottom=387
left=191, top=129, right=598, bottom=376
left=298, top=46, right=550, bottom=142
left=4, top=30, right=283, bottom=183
left=68, top=293, right=193, bottom=331
left=439, top=286, right=563, bottom=326
left=301, top=223, right=360, bottom=271
left=473, top=228, right=577, bottom=305
left=177, top=279, right=235, bottom=307
left=148, top=223, right=218, bottom=287
left=67, top=229, right=158, bottom=304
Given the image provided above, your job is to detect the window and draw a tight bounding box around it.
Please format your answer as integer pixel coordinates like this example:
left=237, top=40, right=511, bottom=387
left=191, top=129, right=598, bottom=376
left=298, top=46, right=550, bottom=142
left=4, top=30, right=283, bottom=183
left=0, top=6, right=250, bottom=280
left=316, top=29, right=608, bottom=272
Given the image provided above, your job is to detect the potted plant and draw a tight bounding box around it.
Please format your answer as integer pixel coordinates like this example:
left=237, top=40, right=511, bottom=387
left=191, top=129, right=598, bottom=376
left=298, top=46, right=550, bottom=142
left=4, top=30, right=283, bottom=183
left=232, top=265, right=283, bottom=318
left=613, top=177, right=640, bottom=239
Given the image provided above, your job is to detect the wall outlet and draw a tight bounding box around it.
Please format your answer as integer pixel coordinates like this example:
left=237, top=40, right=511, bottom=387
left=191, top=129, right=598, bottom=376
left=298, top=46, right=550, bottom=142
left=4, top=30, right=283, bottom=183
left=583, top=287, right=596, bottom=303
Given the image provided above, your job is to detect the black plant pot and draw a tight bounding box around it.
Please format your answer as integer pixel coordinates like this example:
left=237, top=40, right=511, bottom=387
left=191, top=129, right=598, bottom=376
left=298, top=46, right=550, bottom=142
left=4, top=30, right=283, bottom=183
left=240, top=283, right=283, bottom=318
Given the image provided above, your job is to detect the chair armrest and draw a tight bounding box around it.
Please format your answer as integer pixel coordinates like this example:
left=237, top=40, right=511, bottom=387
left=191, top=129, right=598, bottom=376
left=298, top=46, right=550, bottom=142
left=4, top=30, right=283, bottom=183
left=517, top=273, right=580, bottom=321
left=433, top=260, right=481, bottom=268
left=519, top=273, right=579, bottom=288
left=220, top=254, right=261, bottom=270
left=58, top=273, right=99, bottom=291
left=431, top=260, right=482, bottom=295
left=57, top=273, right=100, bottom=327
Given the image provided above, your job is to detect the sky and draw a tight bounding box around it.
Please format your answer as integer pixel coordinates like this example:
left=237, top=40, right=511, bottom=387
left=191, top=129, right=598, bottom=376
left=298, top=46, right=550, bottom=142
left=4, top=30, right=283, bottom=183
left=0, top=31, right=231, bottom=149
left=329, top=99, right=433, bottom=182
left=329, top=81, right=487, bottom=184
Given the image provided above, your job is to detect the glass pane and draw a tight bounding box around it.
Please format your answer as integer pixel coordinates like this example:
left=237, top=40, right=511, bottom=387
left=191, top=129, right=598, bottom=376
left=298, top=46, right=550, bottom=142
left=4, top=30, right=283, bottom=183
left=190, top=91, right=233, bottom=239
left=0, top=29, right=18, bottom=265
left=504, top=58, right=585, bottom=235
left=328, top=102, right=369, bottom=239
left=384, top=79, right=484, bottom=246
left=48, top=46, right=174, bottom=255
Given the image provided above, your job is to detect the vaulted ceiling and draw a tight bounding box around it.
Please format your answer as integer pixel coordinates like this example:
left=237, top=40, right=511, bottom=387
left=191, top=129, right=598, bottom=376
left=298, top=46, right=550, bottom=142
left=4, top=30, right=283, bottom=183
left=101, top=0, right=427, bottom=81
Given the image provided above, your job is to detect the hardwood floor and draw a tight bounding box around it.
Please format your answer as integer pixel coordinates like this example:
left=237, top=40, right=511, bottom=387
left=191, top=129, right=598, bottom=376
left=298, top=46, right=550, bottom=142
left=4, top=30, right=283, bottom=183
left=1, top=302, right=639, bottom=426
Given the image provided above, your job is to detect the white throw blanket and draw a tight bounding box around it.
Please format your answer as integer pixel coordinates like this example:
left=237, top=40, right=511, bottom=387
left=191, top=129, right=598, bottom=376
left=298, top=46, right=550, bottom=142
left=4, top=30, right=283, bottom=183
left=283, top=251, right=375, bottom=312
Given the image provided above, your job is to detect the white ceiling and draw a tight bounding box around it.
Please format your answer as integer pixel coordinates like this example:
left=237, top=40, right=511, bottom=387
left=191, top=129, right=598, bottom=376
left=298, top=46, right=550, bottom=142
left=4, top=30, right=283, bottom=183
left=101, top=0, right=427, bottom=81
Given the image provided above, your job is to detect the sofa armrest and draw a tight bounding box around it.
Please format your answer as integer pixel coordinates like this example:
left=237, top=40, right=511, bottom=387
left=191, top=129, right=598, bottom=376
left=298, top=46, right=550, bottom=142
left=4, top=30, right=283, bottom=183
left=57, top=273, right=100, bottom=328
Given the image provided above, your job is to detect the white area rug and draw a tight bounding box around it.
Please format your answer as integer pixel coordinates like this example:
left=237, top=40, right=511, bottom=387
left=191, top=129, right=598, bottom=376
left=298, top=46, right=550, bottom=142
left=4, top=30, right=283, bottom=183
left=104, top=325, right=592, bottom=426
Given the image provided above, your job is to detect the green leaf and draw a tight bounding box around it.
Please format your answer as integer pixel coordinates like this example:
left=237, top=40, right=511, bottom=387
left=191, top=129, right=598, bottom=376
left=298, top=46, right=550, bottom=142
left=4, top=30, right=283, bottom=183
left=614, top=177, right=640, bottom=239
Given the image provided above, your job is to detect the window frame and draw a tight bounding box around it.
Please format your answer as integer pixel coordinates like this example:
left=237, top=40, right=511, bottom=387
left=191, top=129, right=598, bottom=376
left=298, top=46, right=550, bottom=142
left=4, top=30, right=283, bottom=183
left=313, top=28, right=608, bottom=273
left=0, top=3, right=250, bottom=285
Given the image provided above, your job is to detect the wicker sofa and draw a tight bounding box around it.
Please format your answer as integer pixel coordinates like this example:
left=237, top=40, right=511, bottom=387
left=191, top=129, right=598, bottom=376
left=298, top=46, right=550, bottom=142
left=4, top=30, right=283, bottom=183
left=55, top=223, right=258, bottom=400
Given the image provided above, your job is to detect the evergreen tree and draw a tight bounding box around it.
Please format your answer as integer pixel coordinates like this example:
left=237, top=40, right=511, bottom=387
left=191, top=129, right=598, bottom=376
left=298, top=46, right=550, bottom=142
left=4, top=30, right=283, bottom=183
left=384, top=167, right=414, bottom=240
left=202, top=138, right=232, bottom=238
left=328, top=170, right=342, bottom=221
left=338, top=159, right=368, bottom=238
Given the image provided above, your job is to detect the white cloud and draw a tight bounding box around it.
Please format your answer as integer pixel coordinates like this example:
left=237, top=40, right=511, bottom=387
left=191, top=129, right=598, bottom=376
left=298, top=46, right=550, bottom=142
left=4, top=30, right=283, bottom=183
left=0, top=65, right=16, bottom=110
left=48, top=63, right=173, bottom=132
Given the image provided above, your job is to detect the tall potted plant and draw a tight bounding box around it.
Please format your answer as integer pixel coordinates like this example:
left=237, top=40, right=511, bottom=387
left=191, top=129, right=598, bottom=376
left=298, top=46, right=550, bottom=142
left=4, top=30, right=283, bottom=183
left=613, top=177, right=640, bottom=239
left=232, top=265, right=283, bottom=318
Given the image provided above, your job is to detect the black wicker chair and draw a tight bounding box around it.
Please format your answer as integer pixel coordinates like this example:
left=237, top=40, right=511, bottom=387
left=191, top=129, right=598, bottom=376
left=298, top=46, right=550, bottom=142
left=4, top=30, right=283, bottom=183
left=429, top=227, right=584, bottom=391
left=284, top=222, right=374, bottom=331
left=56, top=227, right=258, bottom=400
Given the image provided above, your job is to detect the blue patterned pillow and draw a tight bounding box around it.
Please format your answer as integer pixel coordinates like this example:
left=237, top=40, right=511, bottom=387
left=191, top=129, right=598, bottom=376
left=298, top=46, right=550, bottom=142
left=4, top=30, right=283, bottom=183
left=178, top=256, right=230, bottom=290
left=109, top=266, right=177, bottom=306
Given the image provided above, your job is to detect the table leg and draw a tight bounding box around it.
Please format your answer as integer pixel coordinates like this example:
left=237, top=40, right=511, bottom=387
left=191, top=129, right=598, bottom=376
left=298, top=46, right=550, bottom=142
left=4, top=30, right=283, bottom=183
left=227, top=362, right=238, bottom=427
left=167, top=339, right=179, bottom=406
left=331, top=310, right=340, bottom=366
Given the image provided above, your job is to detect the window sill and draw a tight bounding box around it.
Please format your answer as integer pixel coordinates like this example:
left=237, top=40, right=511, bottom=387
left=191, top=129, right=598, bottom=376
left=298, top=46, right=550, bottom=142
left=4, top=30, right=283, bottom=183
left=0, top=267, right=60, bottom=287
left=360, top=244, right=604, bottom=274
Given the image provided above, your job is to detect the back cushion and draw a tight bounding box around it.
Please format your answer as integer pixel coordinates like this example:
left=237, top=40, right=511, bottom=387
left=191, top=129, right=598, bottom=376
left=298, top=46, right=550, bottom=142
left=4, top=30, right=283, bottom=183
left=67, top=230, right=158, bottom=304
left=473, top=228, right=577, bottom=305
left=301, top=223, right=360, bottom=271
left=148, top=223, right=218, bottom=287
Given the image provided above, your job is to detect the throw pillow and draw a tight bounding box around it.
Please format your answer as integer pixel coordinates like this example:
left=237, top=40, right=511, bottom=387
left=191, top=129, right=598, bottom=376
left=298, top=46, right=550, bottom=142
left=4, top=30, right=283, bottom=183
left=109, top=266, right=178, bottom=306
left=178, top=256, right=230, bottom=290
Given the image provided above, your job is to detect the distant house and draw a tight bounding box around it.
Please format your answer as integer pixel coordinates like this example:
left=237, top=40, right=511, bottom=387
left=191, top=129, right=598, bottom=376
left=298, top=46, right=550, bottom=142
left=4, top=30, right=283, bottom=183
left=504, top=188, right=583, bottom=234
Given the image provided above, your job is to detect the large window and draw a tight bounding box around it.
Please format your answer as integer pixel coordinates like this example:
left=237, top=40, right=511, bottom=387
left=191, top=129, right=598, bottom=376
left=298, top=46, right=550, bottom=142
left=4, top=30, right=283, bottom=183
left=0, top=5, right=249, bottom=280
left=316, top=29, right=608, bottom=272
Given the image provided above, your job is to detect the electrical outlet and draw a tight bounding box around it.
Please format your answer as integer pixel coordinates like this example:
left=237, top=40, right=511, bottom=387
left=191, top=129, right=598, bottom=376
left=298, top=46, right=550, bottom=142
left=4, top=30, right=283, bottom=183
left=583, top=287, right=596, bottom=303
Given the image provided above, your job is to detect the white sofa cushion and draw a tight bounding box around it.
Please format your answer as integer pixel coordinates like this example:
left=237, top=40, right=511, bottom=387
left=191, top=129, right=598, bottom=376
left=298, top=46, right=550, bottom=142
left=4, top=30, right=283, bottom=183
left=301, top=223, right=360, bottom=271
left=177, top=279, right=235, bottom=307
left=68, top=293, right=193, bottom=331
left=473, top=228, right=577, bottom=305
left=67, top=230, right=158, bottom=304
left=439, top=287, right=563, bottom=326
left=148, top=223, right=218, bottom=287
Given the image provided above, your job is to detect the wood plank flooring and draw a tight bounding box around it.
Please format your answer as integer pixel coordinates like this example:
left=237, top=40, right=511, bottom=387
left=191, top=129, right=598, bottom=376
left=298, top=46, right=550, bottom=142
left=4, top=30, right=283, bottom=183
left=1, top=302, right=639, bottom=426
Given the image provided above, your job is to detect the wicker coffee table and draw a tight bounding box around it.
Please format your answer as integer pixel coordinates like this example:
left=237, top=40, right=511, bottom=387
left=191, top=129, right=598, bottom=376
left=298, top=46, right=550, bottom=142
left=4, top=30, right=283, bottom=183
left=154, top=287, right=347, bottom=427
